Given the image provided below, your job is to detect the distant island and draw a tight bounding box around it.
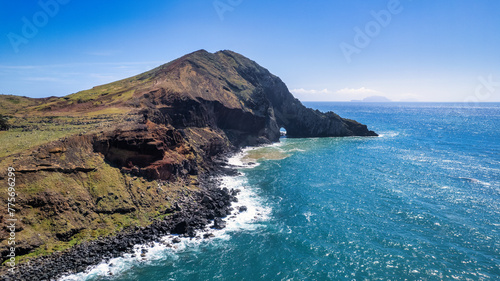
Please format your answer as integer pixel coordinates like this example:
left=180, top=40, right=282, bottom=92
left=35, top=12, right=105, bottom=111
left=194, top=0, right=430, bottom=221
left=0, top=50, right=376, bottom=280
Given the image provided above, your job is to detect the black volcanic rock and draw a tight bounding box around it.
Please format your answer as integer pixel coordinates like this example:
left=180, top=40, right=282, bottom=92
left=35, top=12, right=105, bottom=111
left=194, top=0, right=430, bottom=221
left=0, top=49, right=376, bottom=280
left=133, top=50, right=377, bottom=146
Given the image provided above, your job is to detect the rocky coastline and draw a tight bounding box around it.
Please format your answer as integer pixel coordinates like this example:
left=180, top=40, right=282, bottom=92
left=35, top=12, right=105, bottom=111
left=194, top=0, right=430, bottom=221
left=0, top=49, right=377, bottom=280
left=3, top=164, right=240, bottom=281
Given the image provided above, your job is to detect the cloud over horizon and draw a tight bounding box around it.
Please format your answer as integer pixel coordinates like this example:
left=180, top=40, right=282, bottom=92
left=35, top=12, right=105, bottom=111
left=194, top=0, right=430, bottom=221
left=335, top=87, right=381, bottom=95
left=291, top=87, right=384, bottom=101
left=290, top=86, right=425, bottom=102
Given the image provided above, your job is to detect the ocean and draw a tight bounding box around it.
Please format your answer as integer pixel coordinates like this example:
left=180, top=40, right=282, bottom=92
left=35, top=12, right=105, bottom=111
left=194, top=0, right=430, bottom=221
left=61, top=102, right=500, bottom=280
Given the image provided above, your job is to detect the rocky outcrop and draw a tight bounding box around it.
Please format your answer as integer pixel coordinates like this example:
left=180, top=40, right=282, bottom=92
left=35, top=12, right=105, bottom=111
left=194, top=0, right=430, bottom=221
left=130, top=50, right=377, bottom=146
left=0, top=49, right=376, bottom=279
left=3, top=181, right=237, bottom=281
left=92, top=121, right=198, bottom=180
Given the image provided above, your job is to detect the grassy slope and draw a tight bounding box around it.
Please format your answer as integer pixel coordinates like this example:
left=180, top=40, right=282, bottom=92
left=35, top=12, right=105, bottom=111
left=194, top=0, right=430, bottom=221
left=0, top=114, right=199, bottom=265
left=0, top=51, right=256, bottom=158
left=0, top=155, right=191, bottom=264
left=0, top=50, right=258, bottom=264
left=0, top=73, right=176, bottom=263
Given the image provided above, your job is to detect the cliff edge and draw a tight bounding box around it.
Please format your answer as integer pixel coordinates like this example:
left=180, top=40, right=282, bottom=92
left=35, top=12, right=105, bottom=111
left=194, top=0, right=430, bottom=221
left=0, top=50, right=376, bottom=279
left=134, top=49, right=377, bottom=144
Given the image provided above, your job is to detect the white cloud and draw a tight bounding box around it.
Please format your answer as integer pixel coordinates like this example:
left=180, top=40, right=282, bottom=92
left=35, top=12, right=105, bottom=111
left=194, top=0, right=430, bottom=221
left=291, top=88, right=330, bottom=95
left=290, top=87, right=424, bottom=102
left=335, top=87, right=381, bottom=95
left=333, top=87, right=386, bottom=101
left=290, top=88, right=332, bottom=101
left=291, top=87, right=385, bottom=101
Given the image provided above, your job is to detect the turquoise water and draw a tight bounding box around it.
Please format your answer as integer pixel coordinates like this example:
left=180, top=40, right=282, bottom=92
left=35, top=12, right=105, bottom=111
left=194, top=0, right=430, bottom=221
left=68, top=103, right=500, bottom=280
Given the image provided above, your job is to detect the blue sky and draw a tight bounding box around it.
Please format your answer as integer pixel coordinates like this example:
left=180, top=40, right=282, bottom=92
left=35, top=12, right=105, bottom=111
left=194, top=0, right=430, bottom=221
left=1, top=0, right=499, bottom=102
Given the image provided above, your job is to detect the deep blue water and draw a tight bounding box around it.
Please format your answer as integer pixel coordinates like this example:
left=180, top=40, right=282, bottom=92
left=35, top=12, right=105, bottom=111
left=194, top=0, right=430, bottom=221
left=68, top=102, right=500, bottom=280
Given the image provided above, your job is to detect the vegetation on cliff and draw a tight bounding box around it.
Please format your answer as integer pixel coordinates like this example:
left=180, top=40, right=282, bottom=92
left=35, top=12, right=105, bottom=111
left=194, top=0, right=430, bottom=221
left=0, top=115, right=10, bottom=131
left=0, top=50, right=376, bottom=270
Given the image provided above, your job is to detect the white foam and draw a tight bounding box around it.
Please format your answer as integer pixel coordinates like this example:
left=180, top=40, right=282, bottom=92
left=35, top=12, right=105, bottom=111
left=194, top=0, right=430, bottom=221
left=227, top=142, right=287, bottom=167
left=377, top=131, right=400, bottom=138
left=457, top=177, right=491, bottom=186
left=59, top=239, right=198, bottom=281
left=287, top=148, right=306, bottom=152
left=303, top=211, right=314, bottom=222
left=226, top=147, right=261, bottom=168
left=59, top=150, right=270, bottom=281
left=476, top=180, right=491, bottom=187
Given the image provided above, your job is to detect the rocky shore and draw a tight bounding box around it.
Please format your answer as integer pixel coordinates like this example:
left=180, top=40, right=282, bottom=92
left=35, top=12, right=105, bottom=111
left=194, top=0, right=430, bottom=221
left=0, top=49, right=377, bottom=280
left=3, top=168, right=240, bottom=281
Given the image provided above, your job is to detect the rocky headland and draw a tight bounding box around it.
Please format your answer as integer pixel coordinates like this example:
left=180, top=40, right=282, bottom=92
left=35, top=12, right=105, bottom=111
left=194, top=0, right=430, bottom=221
left=0, top=50, right=376, bottom=280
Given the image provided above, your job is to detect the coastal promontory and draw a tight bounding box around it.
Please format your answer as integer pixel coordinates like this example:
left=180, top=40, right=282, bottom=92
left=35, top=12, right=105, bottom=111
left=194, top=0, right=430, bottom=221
left=0, top=50, right=376, bottom=279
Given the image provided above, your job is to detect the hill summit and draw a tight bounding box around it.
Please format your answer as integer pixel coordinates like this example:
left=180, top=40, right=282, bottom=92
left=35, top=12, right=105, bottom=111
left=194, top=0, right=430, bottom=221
left=0, top=50, right=376, bottom=279
left=19, top=49, right=377, bottom=142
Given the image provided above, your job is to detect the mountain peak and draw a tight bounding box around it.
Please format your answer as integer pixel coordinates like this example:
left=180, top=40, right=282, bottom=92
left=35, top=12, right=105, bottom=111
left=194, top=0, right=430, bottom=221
left=0, top=51, right=376, bottom=274
left=16, top=50, right=377, bottom=140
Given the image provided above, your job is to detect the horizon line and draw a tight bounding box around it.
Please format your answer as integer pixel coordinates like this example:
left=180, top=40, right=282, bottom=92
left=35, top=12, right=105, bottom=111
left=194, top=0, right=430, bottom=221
left=1, top=93, right=500, bottom=103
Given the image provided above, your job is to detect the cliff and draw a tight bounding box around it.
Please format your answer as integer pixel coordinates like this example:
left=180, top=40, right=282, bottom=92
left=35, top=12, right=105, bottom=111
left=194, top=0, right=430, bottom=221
left=0, top=50, right=376, bottom=278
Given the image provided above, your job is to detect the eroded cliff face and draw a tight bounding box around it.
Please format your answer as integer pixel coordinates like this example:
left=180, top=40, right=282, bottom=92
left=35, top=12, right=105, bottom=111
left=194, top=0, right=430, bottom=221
left=0, top=49, right=376, bottom=268
left=128, top=50, right=376, bottom=146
